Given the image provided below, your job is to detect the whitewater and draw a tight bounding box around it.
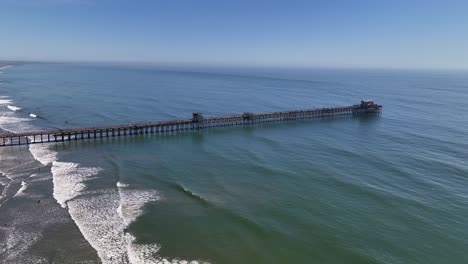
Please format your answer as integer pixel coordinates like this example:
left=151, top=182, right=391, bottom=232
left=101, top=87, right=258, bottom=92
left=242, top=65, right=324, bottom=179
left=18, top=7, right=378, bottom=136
left=0, top=68, right=206, bottom=263
left=28, top=143, right=205, bottom=263
left=4, top=62, right=468, bottom=264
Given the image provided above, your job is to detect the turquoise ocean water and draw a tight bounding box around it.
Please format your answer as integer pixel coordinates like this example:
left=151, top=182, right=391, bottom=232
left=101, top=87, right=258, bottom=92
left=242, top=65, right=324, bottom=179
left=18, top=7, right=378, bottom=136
left=0, top=63, right=467, bottom=263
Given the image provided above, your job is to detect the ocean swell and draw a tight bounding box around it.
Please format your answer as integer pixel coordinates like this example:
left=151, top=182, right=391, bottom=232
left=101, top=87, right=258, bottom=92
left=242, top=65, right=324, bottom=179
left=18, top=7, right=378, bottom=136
left=1, top=91, right=205, bottom=263
left=29, top=143, right=205, bottom=263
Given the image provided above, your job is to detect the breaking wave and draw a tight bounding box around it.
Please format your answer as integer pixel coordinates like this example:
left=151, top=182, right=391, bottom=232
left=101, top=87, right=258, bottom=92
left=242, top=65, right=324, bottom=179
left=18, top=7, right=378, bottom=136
left=0, top=116, right=30, bottom=126
left=173, top=183, right=210, bottom=205
left=13, top=181, right=28, bottom=197
left=117, top=181, right=130, bottom=188
left=0, top=65, right=13, bottom=70
left=0, top=97, right=12, bottom=105
left=0, top=103, right=30, bottom=131
left=1, top=90, right=207, bottom=263
left=7, top=105, right=21, bottom=111
left=28, top=143, right=206, bottom=264
left=51, top=161, right=102, bottom=208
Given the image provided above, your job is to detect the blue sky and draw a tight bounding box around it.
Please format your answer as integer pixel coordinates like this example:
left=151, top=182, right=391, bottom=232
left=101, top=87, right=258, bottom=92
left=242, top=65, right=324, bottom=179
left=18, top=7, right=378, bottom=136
left=1, top=0, right=468, bottom=69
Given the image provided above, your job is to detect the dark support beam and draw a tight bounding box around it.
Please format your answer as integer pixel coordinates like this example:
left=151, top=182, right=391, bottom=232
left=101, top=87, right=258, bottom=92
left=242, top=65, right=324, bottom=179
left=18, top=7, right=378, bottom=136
left=0, top=101, right=381, bottom=147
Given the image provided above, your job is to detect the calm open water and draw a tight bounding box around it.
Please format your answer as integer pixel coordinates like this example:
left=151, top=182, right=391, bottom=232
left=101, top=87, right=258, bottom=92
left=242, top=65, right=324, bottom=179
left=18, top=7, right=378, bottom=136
left=0, top=63, right=467, bottom=264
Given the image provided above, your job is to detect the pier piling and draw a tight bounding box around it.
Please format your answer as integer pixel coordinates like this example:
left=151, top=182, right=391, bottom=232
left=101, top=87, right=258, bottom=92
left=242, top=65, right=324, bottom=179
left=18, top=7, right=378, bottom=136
left=0, top=100, right=381, bottom=147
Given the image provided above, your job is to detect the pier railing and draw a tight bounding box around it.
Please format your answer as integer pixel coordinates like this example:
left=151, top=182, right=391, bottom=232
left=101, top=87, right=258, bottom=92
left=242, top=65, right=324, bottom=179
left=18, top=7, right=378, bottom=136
left=0, top=100, right=381, bottom=147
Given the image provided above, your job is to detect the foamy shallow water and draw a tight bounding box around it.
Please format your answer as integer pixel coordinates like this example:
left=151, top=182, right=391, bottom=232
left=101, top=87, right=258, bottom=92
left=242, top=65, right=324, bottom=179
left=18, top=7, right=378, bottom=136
left=0, top=88, right=175, bottom=262
left=1, top=63, right=468, bottom=264
left=0, top=84, right=183, bottom=262
left=0, top=116, right=29, bottom=125
left=27, top=142, right=203, bottom=264
left=12, top=181, right=28, bottom=197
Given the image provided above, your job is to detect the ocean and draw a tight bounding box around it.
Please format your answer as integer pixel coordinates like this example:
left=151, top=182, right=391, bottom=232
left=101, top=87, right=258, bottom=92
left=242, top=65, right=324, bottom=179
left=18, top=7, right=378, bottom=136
left=0, top=63, right=467, bottom=264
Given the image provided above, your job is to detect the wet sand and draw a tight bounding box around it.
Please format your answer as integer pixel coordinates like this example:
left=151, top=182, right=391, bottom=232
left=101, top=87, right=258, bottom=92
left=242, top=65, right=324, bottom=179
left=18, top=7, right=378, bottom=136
left=0, top=132, right=99, bottom=263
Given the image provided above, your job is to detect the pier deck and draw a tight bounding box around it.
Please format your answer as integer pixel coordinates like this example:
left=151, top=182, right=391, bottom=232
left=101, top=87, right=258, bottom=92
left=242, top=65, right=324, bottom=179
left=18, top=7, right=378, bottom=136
left=0, top=100, right=381, bottom=147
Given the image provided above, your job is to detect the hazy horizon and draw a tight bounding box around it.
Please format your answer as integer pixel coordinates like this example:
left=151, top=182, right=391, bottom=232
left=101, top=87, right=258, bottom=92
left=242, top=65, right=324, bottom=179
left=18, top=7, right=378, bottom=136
left=4, top=60, right=468, bottom=73
left=1, top=0, right=468, bottom=70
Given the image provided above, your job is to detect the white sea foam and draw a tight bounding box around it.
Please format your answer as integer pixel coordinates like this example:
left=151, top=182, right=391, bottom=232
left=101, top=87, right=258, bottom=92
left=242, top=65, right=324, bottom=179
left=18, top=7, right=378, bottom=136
left=64, top=190, right=167, bottom=264
left=13, top=181, right=28, bottom=197
left=7, top=105, right=21, bottom=111
left=27, top=133, right=205, bottom=263
left=29, top=113, right=37, bottom=118
left=125, top=233, right=162, bottom=264
left=0, top=191, right=9, bottom=207
left=0, top=172, right=10, bottom=186
left=0, top=186, right=60, bottom=264
left=117, top=184, right=160, bottom=225
left=67, top=190, right=129, bottom=263
left=0, top=65, right=12, bottom=70
left=0, top=174, right=9, bottom=206
left=126, top=233, right=206, bottom=264
left=117, top=181, right=130, bottom=188
left=29, top=143, right=57, bottom=165
left=53, top=164, right=202, bottom=263
left=47, top=159, right=153, bottom=263
left=0, top=98, right=12, bottom=105
left=61, top=179, right=163, bottom=263
left=117, top=185, right=206, bottom=264
left=1, top=170, right=13, bottom=181
left=0, top=116, right=29, bottom=125
left=51, top=161, right=102, bottom=208
left=0, top=226, right=45, bottom=263
left=0, top=96, right=31, bottom=134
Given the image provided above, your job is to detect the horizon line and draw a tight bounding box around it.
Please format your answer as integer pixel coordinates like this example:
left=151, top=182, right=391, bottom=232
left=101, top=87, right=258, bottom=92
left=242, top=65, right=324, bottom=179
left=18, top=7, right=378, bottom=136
left=2, top=58, right=468, bottom=72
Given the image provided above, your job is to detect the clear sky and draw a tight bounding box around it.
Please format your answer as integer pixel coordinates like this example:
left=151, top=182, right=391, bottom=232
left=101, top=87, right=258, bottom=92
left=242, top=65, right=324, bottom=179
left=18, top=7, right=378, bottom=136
left=1, top=0, right=468, bottom=69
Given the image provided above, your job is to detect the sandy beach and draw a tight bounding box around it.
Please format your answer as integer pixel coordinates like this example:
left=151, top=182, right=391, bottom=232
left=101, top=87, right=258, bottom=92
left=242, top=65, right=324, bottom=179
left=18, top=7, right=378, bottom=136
left=0, top=128, right=99, bottom=263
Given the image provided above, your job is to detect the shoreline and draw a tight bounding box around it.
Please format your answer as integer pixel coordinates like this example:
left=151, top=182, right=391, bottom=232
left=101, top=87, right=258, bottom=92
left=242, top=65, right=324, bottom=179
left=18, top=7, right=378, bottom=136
left=0, top=127, right=100, bottom=263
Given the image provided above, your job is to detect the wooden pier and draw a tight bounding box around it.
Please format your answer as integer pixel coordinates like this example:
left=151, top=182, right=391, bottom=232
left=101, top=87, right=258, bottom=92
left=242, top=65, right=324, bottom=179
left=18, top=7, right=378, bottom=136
left=0, top=100, right=381, bottom=147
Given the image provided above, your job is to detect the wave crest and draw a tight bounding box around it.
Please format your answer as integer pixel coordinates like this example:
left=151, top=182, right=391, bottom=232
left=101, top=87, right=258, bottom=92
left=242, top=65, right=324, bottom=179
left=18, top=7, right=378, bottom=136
left=7, top=105, right=21, bottom=111
left=51, top=161, right=102, bottom=208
